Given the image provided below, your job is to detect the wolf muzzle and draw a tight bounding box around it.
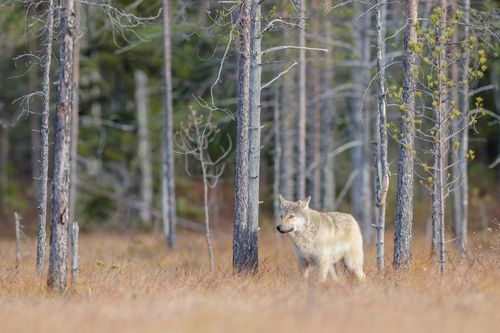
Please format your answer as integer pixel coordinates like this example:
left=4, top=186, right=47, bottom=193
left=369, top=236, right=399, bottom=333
left=276, top=225, right=293, bottom=233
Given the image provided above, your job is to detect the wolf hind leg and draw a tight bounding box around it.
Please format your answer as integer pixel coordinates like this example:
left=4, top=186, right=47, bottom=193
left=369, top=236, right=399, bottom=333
left=328, top=262, right=340, bottom=282
left=296, top=257, right=311, bottom=279
left=343, top=248, right=366, bottom=281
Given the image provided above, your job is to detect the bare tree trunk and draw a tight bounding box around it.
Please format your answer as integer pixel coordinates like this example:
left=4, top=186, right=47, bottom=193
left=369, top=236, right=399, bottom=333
left=320, top=13, right=335, bottom=211
left=273, top=87, right=282, bottom=228
left=71, top=221, right=79, bottom=283
left=36, top=0, right=54, bottom=274
left=15, top=212, right=22, bottom=267
left=69, top=3, right=81, bottom=232
left=232, top=0, right=251, bottom=272
left=28, top=23, right=40, bottom=188
left=295, top=0, right=307, bottom=200
left=374, top=0, right=389, bottom=273
left=393, top=0, right=418, bottom=269
left=48, top=0, right=76, bottom=292
left=456, top=0, right=470, bottom=253
left=348, top=0, right=372, bottom=245
left=233, top=0, right=260, bottom=273
left=162, top=0, right=176, bottom=248
left=310, top=0, right=321, bottom=209
left=135, top=70, right=153, bottom=224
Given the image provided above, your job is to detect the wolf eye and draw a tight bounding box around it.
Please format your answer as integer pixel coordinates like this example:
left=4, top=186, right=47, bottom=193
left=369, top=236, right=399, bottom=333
left=289, top=214, right=295, bottom=219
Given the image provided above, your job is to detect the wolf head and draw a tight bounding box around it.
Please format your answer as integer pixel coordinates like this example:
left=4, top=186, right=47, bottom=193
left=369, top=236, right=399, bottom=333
left=276, top=195, right=311, bottom=234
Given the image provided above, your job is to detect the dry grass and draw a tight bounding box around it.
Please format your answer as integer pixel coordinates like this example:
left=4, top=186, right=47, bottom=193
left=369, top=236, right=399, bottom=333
left=0, top=229, right=499, bottom=333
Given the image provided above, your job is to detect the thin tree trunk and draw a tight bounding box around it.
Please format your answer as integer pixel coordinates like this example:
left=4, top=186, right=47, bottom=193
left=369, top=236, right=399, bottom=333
left=29, top=25, right=40, bottom=188
left=135, top=70, right=153, bottom=224
left=456, top=0, right=470, bottom=253
left=273, top=87, right=282, bottom=228
left=36, top=0, right=54, bottom=274
left=295, top=0, right=307, bottom=200
left=15, top=212, right=22, bottom=267
left=321, top=13, right=335, bottom=211
left=393, top=0, right=418, bottom=269
left=348, top=0, right=372, bottom=245
left=162, top=0, right=176, bottom=248
left=374, top=0, right=389, bottom=273
left=71, top=221, right=79, bottom=283
left=310, top=0, right=321, bottom=209
left=69, top=2, right=81, bottom=231
left=0, top=124, right=7, bottom=217
left=233, top=0, right=252, bottom=273
left=48, top=0, right=76, bottom=292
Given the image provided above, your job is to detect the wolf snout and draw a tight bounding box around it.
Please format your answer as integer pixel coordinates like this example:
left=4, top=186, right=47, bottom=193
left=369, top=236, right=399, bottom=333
left=276, top=225, right=292, bottom=233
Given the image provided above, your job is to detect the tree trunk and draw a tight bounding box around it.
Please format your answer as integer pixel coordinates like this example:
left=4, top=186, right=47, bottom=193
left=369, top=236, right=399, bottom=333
left=162, top=0, right=176, bottom=248
left=295, top=0, right=307, bottom=200
left=456, top=0, right=470, bottom=253
left=273, top=87, right=282, bottom=228
left=135, top=70, right=153, bottom=225
left=36, top=0, right=54, bottom=274
left=374, top=0, right=389, bottom=273
left=393, top=0, right=418, bottom=269
left=0, top=124, right=7, bottom=217
left=347, top=0, right=372, bottom=245
left=71, top=221, right=79, bottom=283
left=69, top=2, right=80, bottom=231
left=233, top=0, right=252, bottom=272
left=48, top=0, right=76, bottom=292
left=320, top=13, right=335, bottom=211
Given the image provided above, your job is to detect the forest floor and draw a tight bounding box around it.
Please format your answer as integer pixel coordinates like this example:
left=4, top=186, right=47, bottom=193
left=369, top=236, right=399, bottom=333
left=0, top=228, right=499, bottom=333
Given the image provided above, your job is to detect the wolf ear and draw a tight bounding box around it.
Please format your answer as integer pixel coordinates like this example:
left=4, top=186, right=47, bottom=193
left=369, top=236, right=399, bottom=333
left=299, top=196, right=311, bottom=209
left=279, top=194, right=289, bottom=207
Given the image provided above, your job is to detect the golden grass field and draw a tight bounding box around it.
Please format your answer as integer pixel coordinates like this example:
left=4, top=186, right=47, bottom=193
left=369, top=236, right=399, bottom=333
left=0, top=228, right=499, bottom=333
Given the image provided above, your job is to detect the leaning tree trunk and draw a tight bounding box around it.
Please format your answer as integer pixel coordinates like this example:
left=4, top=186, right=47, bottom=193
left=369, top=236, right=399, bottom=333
left=456, top=0, right=470, bottom=253
left=393, top=0, right=418, bottom=269
left=36, top=0, right=54, bottom=274
left=374, top=0, right=389, bottom=273
left=135, top=70, right=153, bottom=225
left=295, top=0, right=307, bottom=200
left=48, top=0, right=75, bottom=292
left=233, top=0, right=252, bottom=272
left=347, top=0, right=372, bottom=245
left=162, top=0, right=176, bottom=248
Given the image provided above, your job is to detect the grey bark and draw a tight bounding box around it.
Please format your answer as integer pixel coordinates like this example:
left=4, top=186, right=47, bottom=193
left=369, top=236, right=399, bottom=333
left=347, top=0, right=372, bottom=245
left=393, top=0, right=418, bottom=269
left=309, top=0, right=321, bottom=210
left=320, top=15, right=335, bottom=211
left=455, top=0, right=470, bottom=253
left=374, top=0, right=389, bottom=273
left=233, top=0, right=253, bottom=273
left=295, top=0, right=307, bottom=200
left=48, top=0, right=75, bottom=292
left=273, top=87, right=281, bottom=228
left=71, top=221, right=79, bottom=283
left=69, top=3, right=81, bottom=233
left=36, top=0, right=54, bottom=274
left=162, top=0, right=176, bottom=248
left=135, top=70, right=153, bottom=224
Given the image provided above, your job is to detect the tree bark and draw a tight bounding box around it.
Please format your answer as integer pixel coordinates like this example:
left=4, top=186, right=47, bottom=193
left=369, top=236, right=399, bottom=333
left=320, top=11, right=335, bottom=211
left=374, top=0, right=389, bottom=273
left=36, top=0, right=54, bottom=274
left=135, top=70, right=153, bottom=225
left=393, top=0, right=418, bottom=269
left=233, top=0, right=252, bottom=273
left=48, top=0, right=76, bottom=292
left=456, top=0, right=470, bottom=253
left=295, top=0, right=307, bottom=200
left=162, top=0, right=176, bottom=248
left=273, top=87, right=282, bottom=228
left=347, top=0, right=372, bottom=245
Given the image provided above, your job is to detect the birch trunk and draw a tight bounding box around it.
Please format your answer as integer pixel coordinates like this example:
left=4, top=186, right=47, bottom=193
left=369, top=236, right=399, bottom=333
left=135, top=70, right=153, bottom=225
left=456, top=0, right=470, bottom=253
left=48, top=0, right=75, bottom=292
left=36, top=0, right=54, bottom=274
left=295, top=0, right=307, bottom=200
left=374, top=0, right=389, bottom=273
left=232, top=0, right=252, bottom=272
left=310, top=0, right=321, bottom=209
left=393, top=0, right=418, bottom=269
left=162, top=0, right=176, bottom=248
left=348, top=0, right=372, bottom=244
left=320, top=13, right=335, bottom=211
left=69, top=3, right=81, bottom=231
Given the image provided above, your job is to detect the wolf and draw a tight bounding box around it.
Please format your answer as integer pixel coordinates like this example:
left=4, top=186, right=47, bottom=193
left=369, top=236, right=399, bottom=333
left=276, top=195, right=366, bottom=282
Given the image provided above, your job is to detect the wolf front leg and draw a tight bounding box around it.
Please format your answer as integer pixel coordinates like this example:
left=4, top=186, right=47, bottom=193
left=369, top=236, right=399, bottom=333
left=296, top=256, right=311, bottom=279
left=318, top=259, right=331, bottom=282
